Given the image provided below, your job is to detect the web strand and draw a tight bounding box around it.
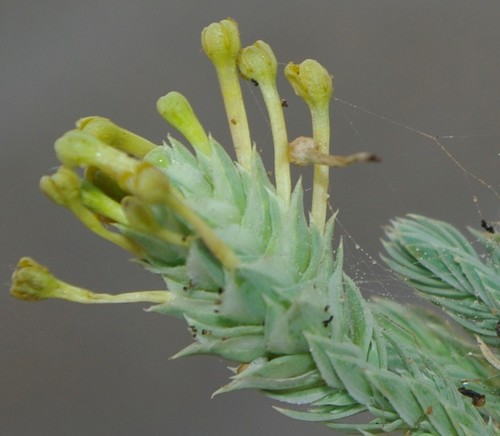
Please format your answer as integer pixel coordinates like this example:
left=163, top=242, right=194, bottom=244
left=333, top=96, right=500, bottom=201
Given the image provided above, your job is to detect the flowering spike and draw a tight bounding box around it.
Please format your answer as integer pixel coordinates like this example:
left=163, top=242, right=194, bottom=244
left=11, top=257, right=171, bottom=304
left=202, top=19, right=252, bottom=170
left=77, top=116, right=156, bottom=158
left=156, top=92, right=211, bottom=155
left=238, top=41, right=291, bottom=205
left=285, top=60, right=333, bottom=231
left=12, top=20, right=490, bottom=434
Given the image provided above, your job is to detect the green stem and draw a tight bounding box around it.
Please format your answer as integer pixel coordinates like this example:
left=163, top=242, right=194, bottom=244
left=237, top=41, right=290, bottom=204
left=258, top=82, right=291, bottom=206
left=310, top=104, right=330, bottom=232
left=215, top=65, right=253, bottom=170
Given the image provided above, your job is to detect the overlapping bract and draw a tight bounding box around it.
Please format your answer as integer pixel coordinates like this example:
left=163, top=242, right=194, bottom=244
left=131, top=136, right=337, bottom=356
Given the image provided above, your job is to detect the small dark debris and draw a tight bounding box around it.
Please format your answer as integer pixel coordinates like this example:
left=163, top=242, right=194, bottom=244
left=322, top=315, right=333, bottom=327
left=459, top=387, right=485, bottom=407
left=367, top=154, right=381, bottom=163
left=188, top=325, right=198, bottom=338
left=281, top=98, right=288, bottom=108
left=250, top=79, right=259, bottom=86
left=481, top=219, right=495, bottom=234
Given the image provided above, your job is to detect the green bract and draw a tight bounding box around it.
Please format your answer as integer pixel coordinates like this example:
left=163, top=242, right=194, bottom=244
left=10, top=18, right=499, bottom=434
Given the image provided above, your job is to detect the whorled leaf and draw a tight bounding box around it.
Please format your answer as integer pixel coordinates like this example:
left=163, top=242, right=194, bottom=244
left=382, top=214, right=500, bottom=346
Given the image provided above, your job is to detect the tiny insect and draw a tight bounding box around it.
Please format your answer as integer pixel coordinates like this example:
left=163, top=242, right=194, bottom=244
left=458, top=387, right=485, bottom=407
left=281, top=98, right=288, bottom=107
left=250, top=78, right=259, bottom=87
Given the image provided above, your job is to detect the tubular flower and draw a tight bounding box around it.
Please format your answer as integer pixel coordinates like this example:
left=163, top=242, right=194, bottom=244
left=11, top=19, right=498, bottom=434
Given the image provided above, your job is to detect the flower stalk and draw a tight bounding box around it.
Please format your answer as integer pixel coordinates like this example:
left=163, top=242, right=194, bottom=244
left=238, top=41, right=291, bottom=205
left=285, top=60, right=333, bottom=231
left=202, top=19, right=252, bottom=171
left=11, top=257, right=171, bottom=304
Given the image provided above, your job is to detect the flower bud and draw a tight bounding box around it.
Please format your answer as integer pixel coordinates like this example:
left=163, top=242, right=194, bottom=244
left=54, top=130, right=140, bottom=179
left=40, top=166, right=81, bottom=207
left=202, top=18, right=240, bottom=67
left=10, top=257, right=60, bottom=301
left=77, top=116, right=156, bottom=158
left=157, top=92, right=210, bottom=155
left=237, top=41, right=277, bottom=85
left=285, top=59, right=333, bottom=108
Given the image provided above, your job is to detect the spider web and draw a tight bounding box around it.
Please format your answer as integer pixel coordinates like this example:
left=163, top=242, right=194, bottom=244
left=328, top=95, right=500, bottom=389
left=246, top=80, right=499, bottom=391
left=329, top=94, right=499, bottom=298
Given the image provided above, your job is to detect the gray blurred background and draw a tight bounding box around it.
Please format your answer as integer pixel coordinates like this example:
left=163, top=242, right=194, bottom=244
left=2, top=1, right=499, bottom=435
